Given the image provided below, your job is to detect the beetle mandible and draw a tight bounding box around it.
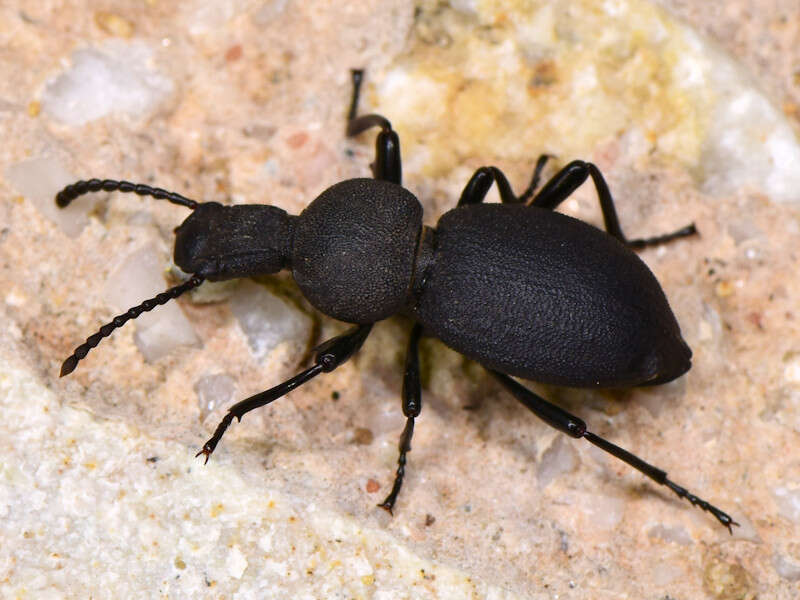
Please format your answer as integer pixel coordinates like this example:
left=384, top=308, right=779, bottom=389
left=55, top=70, right=737, bottom=532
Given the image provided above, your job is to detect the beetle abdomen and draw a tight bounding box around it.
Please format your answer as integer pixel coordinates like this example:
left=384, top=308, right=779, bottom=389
left=292, top=178, right=423, bottom=323
left=413, top=204, right=691, bottom=387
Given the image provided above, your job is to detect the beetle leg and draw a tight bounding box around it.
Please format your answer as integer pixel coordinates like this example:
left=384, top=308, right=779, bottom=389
left=457, top=156, right=551, bottom=207
left=530, top=160, right=697, bottom=248
left=345, top=69, right=402, bottom=184
left=518, top=154, right=553, bottom=203
left=488, top=369, right=739, bottom=533
left=458, top=167, right=518, bottom=206
left=378, top=322, right=423, bottom=514
left=196, top=323, right=372, bottom=463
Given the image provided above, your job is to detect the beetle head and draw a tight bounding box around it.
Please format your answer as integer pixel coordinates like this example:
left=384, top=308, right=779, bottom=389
left=174, top=202, right=294, bottom=281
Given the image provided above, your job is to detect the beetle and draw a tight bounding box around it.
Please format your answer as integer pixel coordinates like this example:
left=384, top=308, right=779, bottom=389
left=55, top=70, right=737, bottom=532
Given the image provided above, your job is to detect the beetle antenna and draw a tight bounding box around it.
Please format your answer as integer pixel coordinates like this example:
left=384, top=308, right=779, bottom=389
left=59, top=275, right=205, bottom=377
left=55, top=179, right=198, bottom=210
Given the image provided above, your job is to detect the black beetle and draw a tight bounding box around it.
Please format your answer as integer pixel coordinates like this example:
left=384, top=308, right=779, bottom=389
left=56, top=70, right=737, bottom=532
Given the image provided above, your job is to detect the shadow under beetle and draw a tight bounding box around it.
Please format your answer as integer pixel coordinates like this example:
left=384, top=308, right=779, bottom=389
left=56, top=70, right=737, bottom=532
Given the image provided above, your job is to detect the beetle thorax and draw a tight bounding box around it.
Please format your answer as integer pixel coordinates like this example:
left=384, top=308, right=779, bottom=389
left=291, top=178, right=423, bottom=323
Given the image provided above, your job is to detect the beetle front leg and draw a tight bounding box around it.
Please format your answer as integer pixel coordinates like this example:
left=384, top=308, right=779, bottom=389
left=378, top=322, right=423, bottom=514
left=531, top=160, right=697, bottom=248
left=346, top=69, right=402, bottom=185
left=197, top=324, right=372, bottom=462
left=488, top=369, right=739, bottom=533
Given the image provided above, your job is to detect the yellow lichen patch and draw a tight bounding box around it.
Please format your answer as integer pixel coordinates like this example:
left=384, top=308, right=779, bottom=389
left=375, top=0, right=715, bottom=178
left=94, top=12, right=135, bottom=38
left=715, top=280, right=734, bottom=298
left=703, top=556, right=757, bottom=600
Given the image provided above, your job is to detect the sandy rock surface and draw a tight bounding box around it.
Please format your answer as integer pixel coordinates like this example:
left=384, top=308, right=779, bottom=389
left=1, top=1, right=799, bottom=598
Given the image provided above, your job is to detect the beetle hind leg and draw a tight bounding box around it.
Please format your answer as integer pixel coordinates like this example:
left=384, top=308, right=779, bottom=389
left=457, top=155, right=552, bottom=207
left=378, top=322, right=423, bottom=514
left=489, top=369, right=739, bottom=533
left=530, top=160, right=697, bottom=248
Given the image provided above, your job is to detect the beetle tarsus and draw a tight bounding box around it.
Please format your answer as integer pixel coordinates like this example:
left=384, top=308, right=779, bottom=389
left=379, top=417, right=415, bottom=514
left=347, top=69, right=364, bottom=124
left=195, top=447, right=212, bottom=465
left=627, top=222, right=698, bottom=249
left=379, top=324, right=423, bottom=513
left=196, top=412, right=236, bottom=463
left=665, top=480, right=739, bottom=534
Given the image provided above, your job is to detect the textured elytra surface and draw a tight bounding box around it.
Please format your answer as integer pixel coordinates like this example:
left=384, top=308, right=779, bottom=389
left=292, top=178, right=422, bottom=323
left=414, top=203, right=691, bottom=386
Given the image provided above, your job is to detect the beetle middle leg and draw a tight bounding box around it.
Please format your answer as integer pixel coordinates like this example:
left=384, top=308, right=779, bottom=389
left=197, top=324, right=372, bottom=462
left=530, top=160, right=697, bottom=248
left=458, top=155, right=552, bottom=206
left=488, top=369, right=738, bottom=533
left=378, top=322, right=423, bottom=514
left=345, top=70, right=423, bottom=513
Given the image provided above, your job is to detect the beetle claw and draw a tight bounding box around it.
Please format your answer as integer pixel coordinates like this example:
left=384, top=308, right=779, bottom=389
left=195, top=444, right=214, bottom=464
